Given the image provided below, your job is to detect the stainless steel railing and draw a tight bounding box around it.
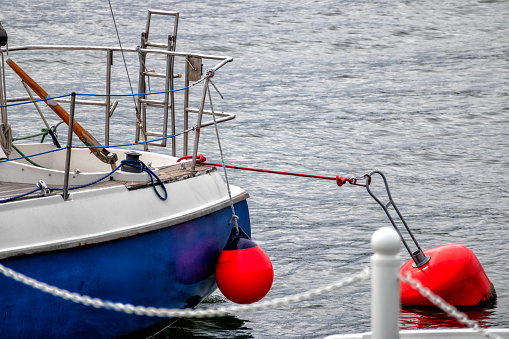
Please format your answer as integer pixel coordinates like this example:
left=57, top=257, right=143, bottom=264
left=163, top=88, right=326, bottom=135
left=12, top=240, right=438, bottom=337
left=1, top=45, right=234, bottom=156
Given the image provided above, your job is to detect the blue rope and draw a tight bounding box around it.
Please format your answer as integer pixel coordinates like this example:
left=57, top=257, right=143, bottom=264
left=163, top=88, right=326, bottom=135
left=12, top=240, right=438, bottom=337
left=0, top=86, right=193, bottom=108
left=2, top=132, right=191, bottom=166
left=0, top=128, right=191, bottom=164
left=0, top=147, right=66, bottom=164
left=0, top=186, right=41, bottom=203
left=1, top=159, right=167, bottom=203
left=0, top=94, right=73, bottom=109
left=75, top=86, right=190, bottom=98
left=52, top=159, right=168, bottom=200
left=118, top=160, right=168, bottom=200
left=73, top=130, right=186, bottom=149
left=0, top=80, right=196, bottom=199
left=51, top=162, right=124, bottom=192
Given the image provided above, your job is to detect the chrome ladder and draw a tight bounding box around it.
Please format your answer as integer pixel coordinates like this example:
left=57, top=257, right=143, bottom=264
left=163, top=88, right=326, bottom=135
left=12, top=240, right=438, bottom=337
left=135, top=10, right=179, bottom=154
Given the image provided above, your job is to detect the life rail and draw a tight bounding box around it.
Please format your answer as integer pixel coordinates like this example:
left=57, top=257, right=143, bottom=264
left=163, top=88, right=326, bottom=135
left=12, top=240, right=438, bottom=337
left=3, top=45, right=233, bottom=63
left=0, top=44, right=234, bottom=156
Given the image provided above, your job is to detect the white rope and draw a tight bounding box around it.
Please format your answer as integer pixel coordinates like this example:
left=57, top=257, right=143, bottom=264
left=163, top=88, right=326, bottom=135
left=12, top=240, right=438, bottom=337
left=0, top=258, right=499, bottom=339
left=0, top=262, right=370, bottom=318
left=402, top=273, right=501, bottom=339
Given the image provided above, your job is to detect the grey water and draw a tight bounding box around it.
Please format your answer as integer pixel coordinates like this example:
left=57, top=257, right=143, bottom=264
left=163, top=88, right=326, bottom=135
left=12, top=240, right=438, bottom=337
left=1, top=0, right=508, bottom=338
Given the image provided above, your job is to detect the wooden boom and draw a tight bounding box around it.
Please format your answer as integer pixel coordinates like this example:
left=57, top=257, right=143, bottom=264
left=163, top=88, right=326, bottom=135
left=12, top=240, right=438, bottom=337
left=6, top=58, right=117, bottom=165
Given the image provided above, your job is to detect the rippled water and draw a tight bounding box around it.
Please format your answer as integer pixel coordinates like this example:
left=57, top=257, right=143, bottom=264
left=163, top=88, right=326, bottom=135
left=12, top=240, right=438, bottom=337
left=1, top=0, right=508, bottom=338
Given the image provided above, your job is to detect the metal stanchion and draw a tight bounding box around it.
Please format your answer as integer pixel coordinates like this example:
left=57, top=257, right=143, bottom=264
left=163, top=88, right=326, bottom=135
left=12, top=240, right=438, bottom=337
left=62, top=92, right=76, bottom=200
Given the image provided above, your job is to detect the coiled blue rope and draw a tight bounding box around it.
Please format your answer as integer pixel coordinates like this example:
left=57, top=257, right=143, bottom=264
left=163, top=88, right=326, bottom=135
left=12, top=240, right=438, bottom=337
left=116, top=159, right=167, bottom=200
left=52, top=159, right=167, bottom=200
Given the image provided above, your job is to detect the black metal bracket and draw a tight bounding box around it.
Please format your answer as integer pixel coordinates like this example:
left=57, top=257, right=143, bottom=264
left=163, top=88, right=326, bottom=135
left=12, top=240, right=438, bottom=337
left=366, top=171, right=430, bottom=267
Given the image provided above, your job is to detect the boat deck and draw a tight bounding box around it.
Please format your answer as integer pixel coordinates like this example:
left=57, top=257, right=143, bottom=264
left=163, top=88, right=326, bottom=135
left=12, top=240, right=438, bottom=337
left=0, top=162, right=216, bottom=203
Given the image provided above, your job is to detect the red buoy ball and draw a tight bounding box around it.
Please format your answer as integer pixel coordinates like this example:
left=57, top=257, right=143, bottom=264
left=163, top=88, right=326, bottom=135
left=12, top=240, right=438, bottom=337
left=400, top=244, right=496, bottom=307
left=216, top=227, right=273, bottom=304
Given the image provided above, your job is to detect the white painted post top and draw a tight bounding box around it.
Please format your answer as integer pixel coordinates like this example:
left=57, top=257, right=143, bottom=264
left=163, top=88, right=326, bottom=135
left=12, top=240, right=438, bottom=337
left=371, top=226, right=400, bottom=256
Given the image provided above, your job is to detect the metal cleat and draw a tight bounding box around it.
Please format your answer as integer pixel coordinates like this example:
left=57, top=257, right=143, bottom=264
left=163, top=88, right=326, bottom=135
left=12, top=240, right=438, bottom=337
left=37, top=180, right=50, bottom=196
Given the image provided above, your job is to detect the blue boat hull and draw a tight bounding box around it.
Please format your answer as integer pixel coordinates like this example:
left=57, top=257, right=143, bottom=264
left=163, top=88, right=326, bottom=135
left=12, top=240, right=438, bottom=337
left=0, top=200, right=250, bottom=338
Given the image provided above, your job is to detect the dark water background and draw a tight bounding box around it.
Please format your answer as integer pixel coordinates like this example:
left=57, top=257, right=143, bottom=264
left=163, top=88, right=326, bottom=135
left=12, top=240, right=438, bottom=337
left=1, top=0, right=508, bottom=338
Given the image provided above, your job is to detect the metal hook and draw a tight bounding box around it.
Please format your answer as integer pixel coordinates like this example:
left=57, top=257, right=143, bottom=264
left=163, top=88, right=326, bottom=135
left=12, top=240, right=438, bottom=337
left=366, top=171, right=430, bottom=267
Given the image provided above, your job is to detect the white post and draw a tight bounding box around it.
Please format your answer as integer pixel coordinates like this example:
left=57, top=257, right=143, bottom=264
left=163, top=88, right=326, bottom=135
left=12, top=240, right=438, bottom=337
left=371, top=227, right=401, bottom=339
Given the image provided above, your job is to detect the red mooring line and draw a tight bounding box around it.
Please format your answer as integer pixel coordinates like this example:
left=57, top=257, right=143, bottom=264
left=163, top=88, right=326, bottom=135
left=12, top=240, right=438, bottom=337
left=177, top=154, right=364, bottom=187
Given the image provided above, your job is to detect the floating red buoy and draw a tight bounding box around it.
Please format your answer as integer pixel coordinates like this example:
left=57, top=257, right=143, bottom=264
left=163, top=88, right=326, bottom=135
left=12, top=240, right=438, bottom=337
left=400, top=244, right=497, bottom=307
left=216, top=227, right=274, bottom=304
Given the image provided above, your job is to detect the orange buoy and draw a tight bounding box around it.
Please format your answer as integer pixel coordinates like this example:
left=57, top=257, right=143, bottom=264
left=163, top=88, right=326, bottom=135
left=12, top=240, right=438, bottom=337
left=216, top=227, right=273, bottom=304
left=400, top=244, right=496, bottom=307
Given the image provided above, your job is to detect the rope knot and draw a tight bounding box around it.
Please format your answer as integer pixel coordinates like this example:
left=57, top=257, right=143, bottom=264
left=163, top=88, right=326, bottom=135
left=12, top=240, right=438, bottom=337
left=336, top=176, right=350, bottom=187
left=135, top=45, right=145, bottom=56
left=196, top=154, right=206, bottom=163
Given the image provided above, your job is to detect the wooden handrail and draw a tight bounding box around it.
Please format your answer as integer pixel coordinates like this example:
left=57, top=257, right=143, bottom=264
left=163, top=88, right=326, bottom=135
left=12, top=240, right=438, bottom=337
left=5, top=58, right=117, bottom=165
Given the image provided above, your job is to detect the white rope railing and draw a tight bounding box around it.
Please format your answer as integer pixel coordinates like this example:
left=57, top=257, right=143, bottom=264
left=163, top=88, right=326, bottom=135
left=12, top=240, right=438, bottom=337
left=0, top=227, right=500, bottom=339
left=0, top=262, right=369, bottom=318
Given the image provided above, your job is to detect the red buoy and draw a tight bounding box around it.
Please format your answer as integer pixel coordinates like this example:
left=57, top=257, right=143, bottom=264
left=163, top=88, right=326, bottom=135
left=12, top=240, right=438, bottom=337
left=216, top=227, right=273, bottom=304
left=400, top=244, right=496, bottom=307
